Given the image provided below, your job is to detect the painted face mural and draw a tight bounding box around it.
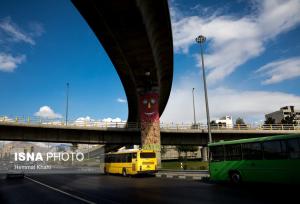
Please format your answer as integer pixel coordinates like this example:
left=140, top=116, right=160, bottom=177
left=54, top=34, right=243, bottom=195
left=139, top=92, right=159, bottom=122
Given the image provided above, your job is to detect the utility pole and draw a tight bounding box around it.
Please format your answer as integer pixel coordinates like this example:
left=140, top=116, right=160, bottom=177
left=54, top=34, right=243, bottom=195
left=192, top=88, right=196, bottom=125
left=66, top=82, right=69, bottom=126
left=196, top=35, right=212, bottom=143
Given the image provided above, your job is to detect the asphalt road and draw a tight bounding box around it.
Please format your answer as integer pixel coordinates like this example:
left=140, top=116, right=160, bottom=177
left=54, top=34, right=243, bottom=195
left=0, top=174, right=298, bottom=204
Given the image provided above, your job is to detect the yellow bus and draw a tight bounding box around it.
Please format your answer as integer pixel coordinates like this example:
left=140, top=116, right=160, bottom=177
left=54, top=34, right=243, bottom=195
left=104, top=149, right=157, bottom=176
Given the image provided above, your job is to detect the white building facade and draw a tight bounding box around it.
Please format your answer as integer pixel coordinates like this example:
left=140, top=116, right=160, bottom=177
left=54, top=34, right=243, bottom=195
left=215, top=116, right=233, bottom=128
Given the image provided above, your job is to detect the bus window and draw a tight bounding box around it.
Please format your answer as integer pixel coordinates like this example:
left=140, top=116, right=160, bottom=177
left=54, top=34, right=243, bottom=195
left=121, top=154, right=127, bottom=163
left=126, top=154, right=130, bottom=162
left=132, top=153, right=137, bottom=159
left=263, top=140, right=285, bottom=160
left=140, top=152, right=156, bottom=158
left=280, top=140, right=289, bottom=159
left=287, top=139, right=300, bottom=159
left=210, top=146, right=224, bottom=162
left=108, top=155, right=112, bottom=163
left=242, top=142, right=262, bottom=160
left=113, top=155, right=117, bottom=163
left=116, top=154, right=121, bottom=163
left=225, top=144, right=241, bottom=161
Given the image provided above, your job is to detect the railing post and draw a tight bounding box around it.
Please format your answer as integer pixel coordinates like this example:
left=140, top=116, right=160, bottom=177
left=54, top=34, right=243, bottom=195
left=27, top=117, right=30, bottom=124
left=270, top=124, right=272, bottom=130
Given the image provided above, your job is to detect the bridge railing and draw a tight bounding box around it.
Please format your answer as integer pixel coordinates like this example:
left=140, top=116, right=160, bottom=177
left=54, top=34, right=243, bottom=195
left=159, top=123, right=300, bottom=131
left=0, top=116, right=299, bottom=131
left=0, top=116, right=139, bottom=129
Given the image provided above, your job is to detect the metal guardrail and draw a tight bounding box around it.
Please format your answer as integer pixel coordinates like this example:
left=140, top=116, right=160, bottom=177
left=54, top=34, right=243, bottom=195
left=158, top=169, right=209, bottom=174
left=0, top=116, right=300, bottom=131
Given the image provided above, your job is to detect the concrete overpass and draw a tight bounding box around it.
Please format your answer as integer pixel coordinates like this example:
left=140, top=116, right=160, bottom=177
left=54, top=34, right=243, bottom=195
left=71, top=0, right=173, bottom=156
left=71, top=0, right=173, bottom=122
left=1, top=122, right=299, bottom=145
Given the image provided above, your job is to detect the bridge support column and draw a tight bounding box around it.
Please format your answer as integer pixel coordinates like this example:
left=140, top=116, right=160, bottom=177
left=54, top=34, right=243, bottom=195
left=201, top=146, right=208, bottom=162
left=139, top=92, right=161, bottom=167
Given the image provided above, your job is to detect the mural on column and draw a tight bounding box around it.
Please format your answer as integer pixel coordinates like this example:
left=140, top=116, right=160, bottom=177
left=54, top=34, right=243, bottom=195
left=139, top=92, right=160, bottom=149
left=140, top=92, right=159, bottom=122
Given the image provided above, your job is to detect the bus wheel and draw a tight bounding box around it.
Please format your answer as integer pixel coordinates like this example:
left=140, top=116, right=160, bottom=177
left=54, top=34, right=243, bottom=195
left=122, top=168, right=127, bottom=177
left=230, top=171, right=241, bottom=184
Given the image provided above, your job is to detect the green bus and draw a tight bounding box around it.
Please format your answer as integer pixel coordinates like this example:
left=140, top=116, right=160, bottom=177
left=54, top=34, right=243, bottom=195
left=208, top=134, right=300, bottom=184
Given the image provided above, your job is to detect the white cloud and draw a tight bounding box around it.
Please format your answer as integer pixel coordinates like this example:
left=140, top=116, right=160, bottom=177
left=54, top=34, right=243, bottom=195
left=117, top=98, right=127, bottom=103
left=0, top=17, right=35, bottom=45
left=171, top=0, right=300, bottom=83
left=0, top=116, right=14, bottom=122
left=28, top=22, right=45, bottom=37
left=161, top=74, right=300, bottom=123
left=34, top=106, right=62, bottom=119
left=0, top=53, right=26, bottom=72
left=74, top=116, right=125, bottom=124
left=102, top=117, right=123, bottom=123
left=256, top=57, right=300, bottom=84
left=0, top=17, right=44, bottom=72
left=75, top=116, right=94, bottom=122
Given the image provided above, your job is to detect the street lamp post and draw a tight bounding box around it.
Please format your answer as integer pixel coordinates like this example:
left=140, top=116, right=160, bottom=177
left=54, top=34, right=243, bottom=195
left=192, top=88, right=196, bottom=125
left=196, top=35, right=212, bottom=144
left=66, top=82, right=69, bottom=126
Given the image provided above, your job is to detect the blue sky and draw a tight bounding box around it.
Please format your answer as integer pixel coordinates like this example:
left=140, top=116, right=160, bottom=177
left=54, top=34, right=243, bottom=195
left=0, top=0, right=300, bottom=124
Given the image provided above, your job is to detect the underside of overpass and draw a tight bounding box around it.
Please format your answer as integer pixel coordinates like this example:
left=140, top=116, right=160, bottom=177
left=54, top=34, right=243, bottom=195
left=71, top=0, right=173, bottom=158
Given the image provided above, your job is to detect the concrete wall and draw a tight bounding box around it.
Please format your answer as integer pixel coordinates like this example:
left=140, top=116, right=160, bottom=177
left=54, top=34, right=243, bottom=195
left=266, top=110, right=284, bottom=123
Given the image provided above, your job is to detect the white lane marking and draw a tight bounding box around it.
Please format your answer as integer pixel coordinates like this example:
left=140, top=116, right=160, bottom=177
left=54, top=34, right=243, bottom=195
left=25, top=176, right=96, bottom=204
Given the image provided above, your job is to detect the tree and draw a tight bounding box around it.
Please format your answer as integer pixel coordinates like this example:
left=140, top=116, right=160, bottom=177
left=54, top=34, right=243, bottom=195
left=264, top=117, right=275, bottom=124
left=235, top=117, right=245, bottom=125
left=210, top=120, right=216, bottom=125
left=210, top=120, right=217, bottom=128
left=71, top=143, right=78, bottom=152
left=161, top=145, right=167, bottom=156
left=281, top=115, right=296, bottom=124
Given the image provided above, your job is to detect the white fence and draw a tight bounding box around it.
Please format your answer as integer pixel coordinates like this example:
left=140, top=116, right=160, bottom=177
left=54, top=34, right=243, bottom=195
left=0, top=116, right=299, bottom=131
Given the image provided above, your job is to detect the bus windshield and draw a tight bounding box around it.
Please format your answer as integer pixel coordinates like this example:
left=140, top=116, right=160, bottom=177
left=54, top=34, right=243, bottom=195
left=140, top=152, right=156, bottom=158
